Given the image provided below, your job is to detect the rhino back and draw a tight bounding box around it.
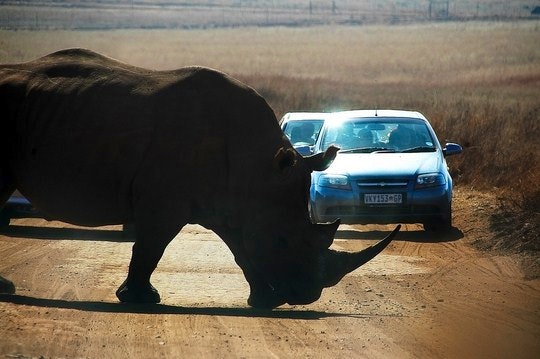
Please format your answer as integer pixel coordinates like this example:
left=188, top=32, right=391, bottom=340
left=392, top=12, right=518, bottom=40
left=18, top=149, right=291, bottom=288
left=1, top=49, right=287, bottom=227
left=1, top=50, right=174, bottom=225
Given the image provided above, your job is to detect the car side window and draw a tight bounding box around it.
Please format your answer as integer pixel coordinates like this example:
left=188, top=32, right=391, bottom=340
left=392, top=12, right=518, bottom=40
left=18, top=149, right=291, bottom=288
left=285, top=120, right=324, bottom=146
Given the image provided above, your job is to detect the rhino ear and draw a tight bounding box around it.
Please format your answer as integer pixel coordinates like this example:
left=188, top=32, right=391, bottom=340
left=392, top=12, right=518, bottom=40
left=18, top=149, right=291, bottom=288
left=273, top=147, right=297, bottom=172
left=305, top=145, right=339, bottom=172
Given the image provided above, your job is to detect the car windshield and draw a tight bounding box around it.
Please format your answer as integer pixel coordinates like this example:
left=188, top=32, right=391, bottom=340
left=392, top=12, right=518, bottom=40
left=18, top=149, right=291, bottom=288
left=283, top=119, right=325, bottom=146
left=320, top=118, right=436, bottom=153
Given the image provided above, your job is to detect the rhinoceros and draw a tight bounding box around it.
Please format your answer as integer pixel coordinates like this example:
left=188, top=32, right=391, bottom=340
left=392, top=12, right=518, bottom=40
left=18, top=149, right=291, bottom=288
left=0, top=48, right=399, bottom=308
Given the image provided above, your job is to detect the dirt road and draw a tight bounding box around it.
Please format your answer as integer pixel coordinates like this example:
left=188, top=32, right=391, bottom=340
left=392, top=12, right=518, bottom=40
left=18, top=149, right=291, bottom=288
left=1, top=189, right=539, bottom=358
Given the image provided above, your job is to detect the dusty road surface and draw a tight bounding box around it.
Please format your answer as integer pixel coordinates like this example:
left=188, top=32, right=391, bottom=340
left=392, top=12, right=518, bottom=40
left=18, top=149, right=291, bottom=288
left=0, top=189, right=539, bottom=358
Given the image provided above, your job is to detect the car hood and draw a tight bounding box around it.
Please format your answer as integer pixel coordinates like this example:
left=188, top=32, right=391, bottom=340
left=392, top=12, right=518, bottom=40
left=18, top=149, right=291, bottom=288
left=324, top=151, right=443, bottom=178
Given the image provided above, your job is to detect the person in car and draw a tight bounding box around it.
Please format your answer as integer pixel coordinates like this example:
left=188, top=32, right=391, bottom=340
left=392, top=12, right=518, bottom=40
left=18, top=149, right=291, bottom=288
left=388, top=125, right=415, bottom=149
left=356, top=129, right=374, bottom=148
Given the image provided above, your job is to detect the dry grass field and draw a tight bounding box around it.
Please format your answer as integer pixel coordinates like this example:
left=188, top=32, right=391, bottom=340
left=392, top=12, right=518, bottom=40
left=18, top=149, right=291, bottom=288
left=0, top=21, right=539, bottom=251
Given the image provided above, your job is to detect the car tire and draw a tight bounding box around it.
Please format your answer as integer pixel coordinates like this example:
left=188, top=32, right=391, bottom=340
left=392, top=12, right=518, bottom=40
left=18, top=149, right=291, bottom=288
left=423, top=209, right=452, bottom=232
left=424, top=201, right=452, bottom=232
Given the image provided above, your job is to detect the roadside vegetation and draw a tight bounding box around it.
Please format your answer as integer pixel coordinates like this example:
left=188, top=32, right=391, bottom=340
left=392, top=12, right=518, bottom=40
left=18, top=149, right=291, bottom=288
left=1, top=20, right=538, bottom=252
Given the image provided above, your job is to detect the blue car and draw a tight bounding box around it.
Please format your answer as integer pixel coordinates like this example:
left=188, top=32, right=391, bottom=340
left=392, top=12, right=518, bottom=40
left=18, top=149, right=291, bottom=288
left=309, top=110, right=462, bottom=231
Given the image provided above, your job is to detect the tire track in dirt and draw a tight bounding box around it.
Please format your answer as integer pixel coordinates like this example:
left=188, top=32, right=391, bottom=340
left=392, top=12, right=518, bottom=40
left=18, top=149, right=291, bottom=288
left=1, top=204, right=539, bottom=358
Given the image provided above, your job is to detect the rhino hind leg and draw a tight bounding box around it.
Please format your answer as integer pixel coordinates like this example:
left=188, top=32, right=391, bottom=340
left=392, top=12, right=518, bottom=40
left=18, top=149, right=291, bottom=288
left=116, top=236, right=170, bottom=303
left=0, top=169, right=16, bottom=294
left=0, top=168, right=15, bottom=226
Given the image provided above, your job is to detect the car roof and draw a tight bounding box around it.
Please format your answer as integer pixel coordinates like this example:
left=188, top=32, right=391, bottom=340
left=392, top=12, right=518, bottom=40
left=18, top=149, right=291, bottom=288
left=329, top=109, right=427, bottom=121
left=280, top=112, right=329, bottom=122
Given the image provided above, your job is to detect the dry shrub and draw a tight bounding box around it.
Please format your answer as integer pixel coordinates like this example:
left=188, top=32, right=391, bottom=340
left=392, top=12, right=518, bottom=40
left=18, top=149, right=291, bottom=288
left=240, top=74, right=540, bottom=214
left=254, top=73, right=540, bottom=259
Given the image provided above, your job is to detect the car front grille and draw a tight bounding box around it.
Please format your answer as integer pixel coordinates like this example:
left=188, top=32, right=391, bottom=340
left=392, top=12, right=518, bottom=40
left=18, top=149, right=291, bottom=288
left=356, top=178, right=409, bottom=189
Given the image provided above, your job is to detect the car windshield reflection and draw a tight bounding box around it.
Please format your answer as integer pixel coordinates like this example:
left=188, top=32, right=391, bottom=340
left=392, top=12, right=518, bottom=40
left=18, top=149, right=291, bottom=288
left=320, top=118, right=435, bottom=153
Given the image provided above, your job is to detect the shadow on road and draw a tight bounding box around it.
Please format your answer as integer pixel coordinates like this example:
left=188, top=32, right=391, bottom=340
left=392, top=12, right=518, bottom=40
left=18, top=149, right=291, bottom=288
left=0, top=294, right=366, bottom=320
left=336, top=226, right=464, bottom=243
left=1, top=224, right=464, bottom=244
left=0, top=225, right=135, bottom=242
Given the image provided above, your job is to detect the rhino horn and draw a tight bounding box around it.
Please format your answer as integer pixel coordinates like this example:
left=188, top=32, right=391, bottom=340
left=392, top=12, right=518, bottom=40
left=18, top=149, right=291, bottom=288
left=304, top=145, right=339, bottom=172
left=321, top=225, right=400, bottom=287
left=311, top=219, right=341, bottom=249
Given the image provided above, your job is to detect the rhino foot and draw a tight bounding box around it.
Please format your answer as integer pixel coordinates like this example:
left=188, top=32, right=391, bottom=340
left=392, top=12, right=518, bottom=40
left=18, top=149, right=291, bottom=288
left=0, top=276, right=15, bottom=294
left=116, top=280, right=161, bottom=303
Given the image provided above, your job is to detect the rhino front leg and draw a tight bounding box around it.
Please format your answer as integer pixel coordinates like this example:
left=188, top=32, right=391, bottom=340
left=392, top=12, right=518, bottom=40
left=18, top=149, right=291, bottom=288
left=116, top=216, right=183, bottom=304
left=213, top=226, right=286, bottom=309
left=116, top=239, right=164, bottom=303
left=0, top=276, right=15, bottom=294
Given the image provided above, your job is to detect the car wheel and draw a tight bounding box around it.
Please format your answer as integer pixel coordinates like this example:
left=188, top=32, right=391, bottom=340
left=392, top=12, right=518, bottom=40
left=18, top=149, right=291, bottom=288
left=423, top=211, right=452, bottom=232
left=423, top=218, right=450, bottom=232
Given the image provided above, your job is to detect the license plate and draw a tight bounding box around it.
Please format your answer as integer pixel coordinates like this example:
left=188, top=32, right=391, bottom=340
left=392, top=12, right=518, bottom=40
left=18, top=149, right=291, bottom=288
left=364, top=193, right=403, bottom=204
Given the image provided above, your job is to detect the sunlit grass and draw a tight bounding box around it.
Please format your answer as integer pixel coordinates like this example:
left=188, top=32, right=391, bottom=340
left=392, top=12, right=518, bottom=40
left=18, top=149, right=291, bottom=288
left=2, top=22, right=538, bottom=84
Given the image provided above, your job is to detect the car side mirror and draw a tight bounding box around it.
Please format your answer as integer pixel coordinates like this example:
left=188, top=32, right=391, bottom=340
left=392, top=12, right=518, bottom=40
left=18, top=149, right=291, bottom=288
left=443, top=143, right=462, bottom=157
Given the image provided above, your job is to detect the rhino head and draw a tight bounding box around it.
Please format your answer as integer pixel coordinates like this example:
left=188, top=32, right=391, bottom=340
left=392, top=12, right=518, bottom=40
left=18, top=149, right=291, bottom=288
left=239, top=145, right=399, bottom=308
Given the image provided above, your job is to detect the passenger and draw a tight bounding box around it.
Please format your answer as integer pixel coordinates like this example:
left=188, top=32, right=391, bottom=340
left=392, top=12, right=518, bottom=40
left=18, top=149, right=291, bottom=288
left=337, top=122, right=356, bottom=149
left=290, top=122, right=316, bottom=145
left=299, top=122, right=315, bottom=144
left=388, top=125, right=415, bottom=149
left=356, top=129, right=373, bottom=148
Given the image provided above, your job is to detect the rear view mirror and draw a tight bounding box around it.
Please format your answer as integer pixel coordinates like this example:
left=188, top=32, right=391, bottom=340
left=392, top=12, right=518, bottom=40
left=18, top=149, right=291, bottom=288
left=443, top=143, right=463, bottom=157
left=366, top=124, right=386, bottom=131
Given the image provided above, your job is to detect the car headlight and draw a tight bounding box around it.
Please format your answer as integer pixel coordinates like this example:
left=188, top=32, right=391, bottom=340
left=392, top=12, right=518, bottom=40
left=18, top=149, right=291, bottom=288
left=318, top=174, right=351, bottom=190
left=415, top=173, right=446, bottom=189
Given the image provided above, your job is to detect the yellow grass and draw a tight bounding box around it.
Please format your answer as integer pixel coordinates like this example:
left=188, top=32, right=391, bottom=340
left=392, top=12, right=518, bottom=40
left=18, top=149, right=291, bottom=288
left=1, top=22, right=538, bottom=84
left=1, top=21, right=539, bottom=208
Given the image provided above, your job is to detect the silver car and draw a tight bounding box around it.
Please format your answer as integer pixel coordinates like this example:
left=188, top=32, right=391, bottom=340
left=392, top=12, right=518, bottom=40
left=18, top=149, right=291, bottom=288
left=0, top=191, right=135, bottom=236
left=309, top=109, right=462, bottom=231
left=280, top=112, right=327, bottom=156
